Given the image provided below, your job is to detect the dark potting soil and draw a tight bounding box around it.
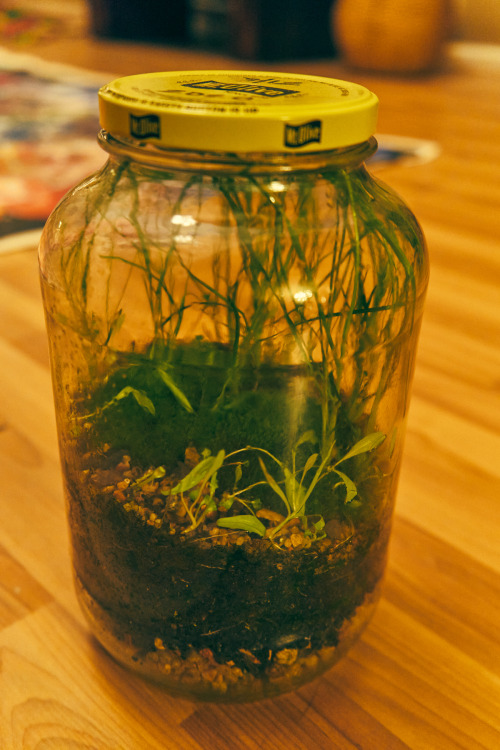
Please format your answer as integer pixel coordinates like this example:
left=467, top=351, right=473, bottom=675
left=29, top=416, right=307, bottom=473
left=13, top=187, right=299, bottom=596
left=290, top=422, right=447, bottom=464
left=67, top=462, right=387, bottom=676
left=64, top=350, right=389, bottom=680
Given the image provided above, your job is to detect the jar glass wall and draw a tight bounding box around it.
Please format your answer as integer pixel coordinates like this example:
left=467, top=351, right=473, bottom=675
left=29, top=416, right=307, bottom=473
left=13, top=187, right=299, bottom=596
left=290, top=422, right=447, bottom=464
left=39, top=126, right=427, bottom=701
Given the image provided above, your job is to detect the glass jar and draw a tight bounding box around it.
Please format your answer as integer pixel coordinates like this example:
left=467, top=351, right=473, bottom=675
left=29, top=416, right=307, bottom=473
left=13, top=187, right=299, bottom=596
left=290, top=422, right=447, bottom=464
left=39, top=71, right=428, bottom=702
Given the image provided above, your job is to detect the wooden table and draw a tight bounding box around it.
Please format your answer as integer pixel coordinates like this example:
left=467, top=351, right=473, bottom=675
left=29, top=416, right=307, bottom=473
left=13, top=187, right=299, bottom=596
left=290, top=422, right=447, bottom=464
left=1, top=28, right=499, bottom=749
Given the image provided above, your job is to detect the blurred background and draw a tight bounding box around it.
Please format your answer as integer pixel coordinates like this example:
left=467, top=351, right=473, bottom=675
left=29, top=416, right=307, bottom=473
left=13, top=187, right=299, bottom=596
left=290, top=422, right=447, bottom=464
left=1, top=0, right=499, bottom=63
left=1, top=0, right=498, bottom=243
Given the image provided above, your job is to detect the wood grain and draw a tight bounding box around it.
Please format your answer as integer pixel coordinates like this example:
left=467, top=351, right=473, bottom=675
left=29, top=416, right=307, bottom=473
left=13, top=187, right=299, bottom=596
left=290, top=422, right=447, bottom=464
left=1, top=33, right=499, bottom=750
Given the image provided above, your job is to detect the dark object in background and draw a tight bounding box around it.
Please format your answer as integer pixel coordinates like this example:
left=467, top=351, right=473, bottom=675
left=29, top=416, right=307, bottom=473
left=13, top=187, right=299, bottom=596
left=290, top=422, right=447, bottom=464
left=228, top=0, right=336, bottom=59
left=85, top=0, right=337, bottom=60
left=86, top=0, right=189, bottom=44
left=188, top=0, right=229, bottom=50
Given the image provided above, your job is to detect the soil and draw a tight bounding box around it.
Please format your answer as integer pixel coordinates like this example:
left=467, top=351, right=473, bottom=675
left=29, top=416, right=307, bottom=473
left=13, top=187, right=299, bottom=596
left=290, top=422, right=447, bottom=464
left=62, top=350, right=391, bottom=700
left=65, top=442, right=389, bottom=701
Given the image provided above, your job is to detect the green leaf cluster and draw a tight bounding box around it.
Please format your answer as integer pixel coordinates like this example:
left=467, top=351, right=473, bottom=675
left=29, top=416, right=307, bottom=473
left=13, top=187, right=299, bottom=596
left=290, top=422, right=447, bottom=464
left=217, top=430, right=386, bottom=540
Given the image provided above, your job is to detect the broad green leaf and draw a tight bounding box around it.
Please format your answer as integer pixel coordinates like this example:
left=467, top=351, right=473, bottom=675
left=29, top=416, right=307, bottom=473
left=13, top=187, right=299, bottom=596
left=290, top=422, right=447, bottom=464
left=211, top=448, right=226, bottom=475
left=313, top=516, right=326, bottom=532
left=218, top=494, right=235, bottom=512
left=131, top=389, right=156, bottom=415
left=334, top=469, right=358, bottom=503
left=156, top=367, right=194, bottom=413
left=167, top=459, right=212, bottom=495
left=113, top=386, right=136, bottom=402
left=209, top=471, right=218, bottom=497
left=336, top=432, right=386, bottom=465
left=234, top=463, right=243, bottom=486
left=165, top=449, right=225, bottom=495
left=301, top=452, right=319, bottom=479
left=208, top=450, right=225, bottom=499
left=295, top=430, right=317, bottom=450
left=118, top=386, right=139, bottom=399
left=133, top=465, right=166, bottom=488
left=151, top=466, right=166, bottom=481
left=202, top=498, right=217, bottom=514
left=258, top=456, right=288, bottom=506
left=217, top=515, right=266, bottom=537
left=113, top=386, right=155, bottom=415
left=284, top=466, right=302, bottom=513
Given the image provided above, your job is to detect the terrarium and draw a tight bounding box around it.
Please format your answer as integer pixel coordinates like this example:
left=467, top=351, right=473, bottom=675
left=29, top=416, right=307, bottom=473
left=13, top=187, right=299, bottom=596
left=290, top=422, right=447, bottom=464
left=39, top=71, right=428, bottom=702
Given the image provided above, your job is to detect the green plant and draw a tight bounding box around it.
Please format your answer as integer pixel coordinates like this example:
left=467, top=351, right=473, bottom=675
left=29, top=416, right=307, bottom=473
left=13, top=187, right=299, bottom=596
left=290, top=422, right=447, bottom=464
left=57, top=162, right=417, bottom=449
left=55, top=160, right=418, bottom=547
left=162, top=448, right=225, bottom=532
left=217, top=430, right=386, bottom=540
left=115, top=430, right=386, bottom=542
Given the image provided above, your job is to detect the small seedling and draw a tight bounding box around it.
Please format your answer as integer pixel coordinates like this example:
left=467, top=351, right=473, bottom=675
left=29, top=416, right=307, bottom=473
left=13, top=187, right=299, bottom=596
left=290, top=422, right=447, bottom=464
left=217, top=431, right=386, bottom=540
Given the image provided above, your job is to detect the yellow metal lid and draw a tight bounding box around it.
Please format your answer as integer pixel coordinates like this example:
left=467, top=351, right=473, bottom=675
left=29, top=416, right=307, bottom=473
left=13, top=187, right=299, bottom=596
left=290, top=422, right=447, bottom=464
left=98, top=71, right=378, bottom=154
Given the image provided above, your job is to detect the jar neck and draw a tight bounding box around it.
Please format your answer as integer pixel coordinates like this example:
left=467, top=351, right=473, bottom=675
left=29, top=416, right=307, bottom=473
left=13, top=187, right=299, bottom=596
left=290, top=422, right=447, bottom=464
left=98, top=130, right=378, bottom=175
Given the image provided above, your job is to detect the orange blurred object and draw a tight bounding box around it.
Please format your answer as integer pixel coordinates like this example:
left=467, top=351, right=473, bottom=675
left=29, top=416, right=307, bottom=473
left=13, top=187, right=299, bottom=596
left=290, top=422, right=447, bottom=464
left=333, top=0, right=452, bottom=74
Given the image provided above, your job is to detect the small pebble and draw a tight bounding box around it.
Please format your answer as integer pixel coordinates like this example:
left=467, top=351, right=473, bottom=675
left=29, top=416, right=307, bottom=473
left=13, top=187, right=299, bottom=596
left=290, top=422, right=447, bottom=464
left=257, top=508, right=285, bottom=524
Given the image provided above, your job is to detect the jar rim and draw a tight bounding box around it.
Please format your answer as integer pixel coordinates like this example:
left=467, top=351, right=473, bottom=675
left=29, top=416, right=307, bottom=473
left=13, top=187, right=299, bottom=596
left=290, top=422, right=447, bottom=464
left=98, top=131, right=379, bottom=174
